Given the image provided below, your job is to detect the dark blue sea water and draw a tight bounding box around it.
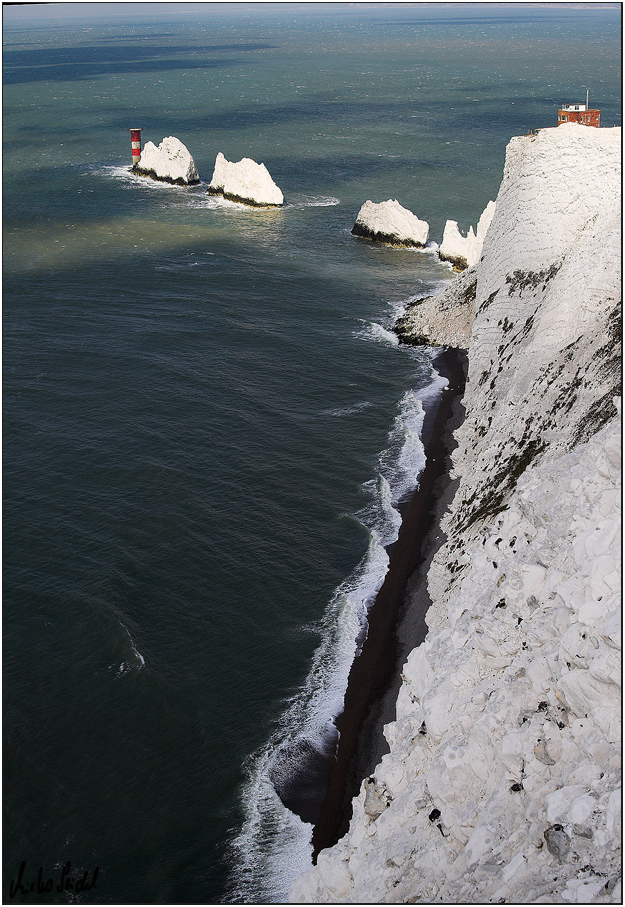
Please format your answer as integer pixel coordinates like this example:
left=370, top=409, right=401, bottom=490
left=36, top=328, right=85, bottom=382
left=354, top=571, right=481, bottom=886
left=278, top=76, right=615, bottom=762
left=3, top=4, right=620, bottom=903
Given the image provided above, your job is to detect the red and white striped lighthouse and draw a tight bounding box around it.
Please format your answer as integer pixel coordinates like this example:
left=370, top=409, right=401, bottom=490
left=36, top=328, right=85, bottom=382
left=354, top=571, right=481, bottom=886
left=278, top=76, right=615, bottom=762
left=129, top=128, right=142, bottom=167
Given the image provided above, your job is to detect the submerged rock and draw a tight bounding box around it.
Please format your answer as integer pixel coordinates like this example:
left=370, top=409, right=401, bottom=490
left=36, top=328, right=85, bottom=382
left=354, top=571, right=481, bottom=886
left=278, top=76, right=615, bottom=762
left=207, top=152, right=284, bottom=207
left=133, top=136, right=199, bottom=186
left=351, top=199, right=429, bottom=247
left=439, top=200, right=495, bottom=270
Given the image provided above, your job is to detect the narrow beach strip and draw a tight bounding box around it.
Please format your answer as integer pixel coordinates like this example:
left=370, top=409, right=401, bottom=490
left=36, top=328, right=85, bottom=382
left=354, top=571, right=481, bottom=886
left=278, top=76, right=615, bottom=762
left=311, top=345, right=467, bottom=859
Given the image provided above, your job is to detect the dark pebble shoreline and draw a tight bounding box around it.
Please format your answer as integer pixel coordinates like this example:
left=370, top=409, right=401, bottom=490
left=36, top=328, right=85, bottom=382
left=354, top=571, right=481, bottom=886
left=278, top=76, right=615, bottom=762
left=309, top=344, right=468, bottom=859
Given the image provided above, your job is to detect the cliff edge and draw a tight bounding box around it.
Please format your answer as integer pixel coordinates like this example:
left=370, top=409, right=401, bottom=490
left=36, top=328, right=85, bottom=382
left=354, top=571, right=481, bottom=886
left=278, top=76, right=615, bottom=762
left=290, top=123, right=621, bottom=903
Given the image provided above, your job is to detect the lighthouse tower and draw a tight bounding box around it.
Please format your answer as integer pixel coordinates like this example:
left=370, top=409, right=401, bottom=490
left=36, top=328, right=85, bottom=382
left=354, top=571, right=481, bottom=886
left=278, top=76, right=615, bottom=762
left=129, top=128, right=142, bottom=167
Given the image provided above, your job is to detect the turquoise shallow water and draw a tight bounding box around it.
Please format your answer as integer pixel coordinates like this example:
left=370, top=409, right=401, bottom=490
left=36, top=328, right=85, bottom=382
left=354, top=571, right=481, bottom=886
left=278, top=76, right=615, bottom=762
left=3, top=4, right=620, bottom=903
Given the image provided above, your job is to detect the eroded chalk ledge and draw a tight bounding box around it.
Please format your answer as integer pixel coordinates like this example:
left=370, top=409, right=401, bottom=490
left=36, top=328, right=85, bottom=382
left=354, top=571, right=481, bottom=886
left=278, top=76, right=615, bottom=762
left=131, top=166, right=200, bottom=187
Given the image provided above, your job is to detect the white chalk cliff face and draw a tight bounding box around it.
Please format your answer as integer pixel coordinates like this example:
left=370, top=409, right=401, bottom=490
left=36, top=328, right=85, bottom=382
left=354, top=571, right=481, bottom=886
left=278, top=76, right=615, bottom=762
left=134, top=136, right=199, bottom=185
left=351, top=199, right=429, bottom=247
left=439, top=199, right=496, bottom=270
left=207, top=152, right=284, bottom=207
left=290, top=123, right=621, bottom=903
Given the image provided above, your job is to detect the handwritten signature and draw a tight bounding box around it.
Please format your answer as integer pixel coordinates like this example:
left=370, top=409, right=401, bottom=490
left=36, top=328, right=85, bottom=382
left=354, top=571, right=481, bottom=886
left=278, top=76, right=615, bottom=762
left=9, top=861, right=99, bottom=899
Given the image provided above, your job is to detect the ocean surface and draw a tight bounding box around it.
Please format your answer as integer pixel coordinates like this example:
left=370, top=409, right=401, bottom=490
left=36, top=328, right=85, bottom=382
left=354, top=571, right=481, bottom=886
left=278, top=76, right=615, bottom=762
left=3, top=4, right=620, bottom=903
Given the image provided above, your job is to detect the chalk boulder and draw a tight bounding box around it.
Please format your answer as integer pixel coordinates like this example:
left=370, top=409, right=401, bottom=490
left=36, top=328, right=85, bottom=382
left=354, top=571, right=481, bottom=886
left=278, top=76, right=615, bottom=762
left=134, top=136, right=199, bottom=186
left=439, top=200, right=496, bottom=270
left=207, top=152, right=284, bottom=207
left=352, top=199, right=429, bottom=247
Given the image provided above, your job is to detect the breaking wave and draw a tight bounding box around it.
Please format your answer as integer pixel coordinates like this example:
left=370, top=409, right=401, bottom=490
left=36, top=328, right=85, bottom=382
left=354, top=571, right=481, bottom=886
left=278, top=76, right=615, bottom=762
left=225, top=367, right=442, bottom=903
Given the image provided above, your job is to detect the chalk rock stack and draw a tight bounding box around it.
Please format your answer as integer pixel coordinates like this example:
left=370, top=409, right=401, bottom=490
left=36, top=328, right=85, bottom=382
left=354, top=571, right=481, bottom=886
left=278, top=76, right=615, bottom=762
left=134, top=136, right=199, bottom=186
left=291, top=123, right=622, bottom=904
left=207, top=152, right=284, bottom=207
left=439, top=200, right=496, bottom=270
left=351, top=199, right=429, bottom=248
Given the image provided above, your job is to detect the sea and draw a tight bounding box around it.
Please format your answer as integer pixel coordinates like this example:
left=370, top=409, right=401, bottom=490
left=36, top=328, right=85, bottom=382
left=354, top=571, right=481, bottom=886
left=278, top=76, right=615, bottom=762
left=3, top=3, right=621, bottom=903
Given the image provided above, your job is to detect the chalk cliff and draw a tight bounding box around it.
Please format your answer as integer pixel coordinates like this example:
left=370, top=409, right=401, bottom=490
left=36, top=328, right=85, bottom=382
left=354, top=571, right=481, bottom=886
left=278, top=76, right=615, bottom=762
left=290, top=123, right=621, bottom=903
left=351, top=199, right=429, bottom=247
left=439, top=200, right=496, bottom=270
left=133, top=136, right=199, bottom=185
left=207, top=152, right=284, bottom=207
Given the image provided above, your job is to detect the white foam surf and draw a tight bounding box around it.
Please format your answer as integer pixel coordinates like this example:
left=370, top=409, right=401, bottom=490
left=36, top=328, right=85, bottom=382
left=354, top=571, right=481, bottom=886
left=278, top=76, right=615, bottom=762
left=322, top=401, right=372, bottom=417
left=189, top=194, right=250, bottom=210
left=226, top=530, right=388, bottom=902
left=355, top=320, right=400, bottom=347
left=419, top=351, right=450, bottom=404
left=380, top=389, right=428, bottom=507
left=227, top=744, right=315, bottom=903
left=286, top=195, right=341, bottom=209
left=226, top=367, right=445, bottom=902
left=98, top=164, right=202, bottom=191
